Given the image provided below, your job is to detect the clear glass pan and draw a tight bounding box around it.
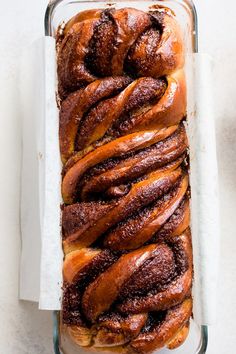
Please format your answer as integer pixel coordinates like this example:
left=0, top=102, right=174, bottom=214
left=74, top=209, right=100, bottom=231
left=44, top=1, right=207, bottom=353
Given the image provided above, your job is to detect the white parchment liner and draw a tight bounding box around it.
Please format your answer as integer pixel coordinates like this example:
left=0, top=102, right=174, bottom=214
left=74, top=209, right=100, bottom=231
left=20, top=37, right=62, bottom=309
left=19, top=38, right=220, bottom=324
left=186, top=54, right=220, bottom=325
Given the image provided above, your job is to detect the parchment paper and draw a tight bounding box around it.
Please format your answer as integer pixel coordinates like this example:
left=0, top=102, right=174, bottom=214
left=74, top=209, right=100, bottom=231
left=20, top=37, right=62, bottom=309
left=186, top=54, right=220, bottom=325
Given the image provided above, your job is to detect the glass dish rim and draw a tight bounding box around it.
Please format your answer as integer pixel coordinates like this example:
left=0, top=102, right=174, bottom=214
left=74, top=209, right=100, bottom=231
left=44, top=0, right=198, bottom=51
left=44, top=1, right=206, bottom=353
left=53, top=312, right=208, bottom=354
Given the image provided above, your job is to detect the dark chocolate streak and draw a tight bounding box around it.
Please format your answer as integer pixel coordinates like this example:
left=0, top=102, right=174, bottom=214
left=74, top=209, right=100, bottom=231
left=117, top=232, right=192, bottom=315
left=151, top=196, right=190, bottom=243
left=102, top=175, right=187, bottom=250
left=63, top=232, right=192, bottom=328
left=118, top=244, right=176, bottom=299
left=59, top=76, right=132, bottom=162
left=125, top=26, right=162, bottom=77
left=79, top=124, right=187, bottom=200
left=85, top=11, right=117, bottom=77
left=57, top=8, right=176, bottom=96
left=72, top=250, right=119, bottom=289
left=63, top=283, right=83, bottom=325
left=77, top=77, right=167, bottom=150
left=63, top=250, right=118, bottom=325
left=60, top=76, right=168, bottom=158
left=62, top=201, right=115, bottom=240
left=63, top=170, right=183, bottom=246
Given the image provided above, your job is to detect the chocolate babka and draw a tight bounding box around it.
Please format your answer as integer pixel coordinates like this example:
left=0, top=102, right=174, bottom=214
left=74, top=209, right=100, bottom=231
left=57, top=7, right=192, bottom=353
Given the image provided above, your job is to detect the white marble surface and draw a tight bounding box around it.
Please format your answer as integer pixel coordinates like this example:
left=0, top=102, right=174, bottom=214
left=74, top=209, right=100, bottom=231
left=0, top=0, right=235, bottom=352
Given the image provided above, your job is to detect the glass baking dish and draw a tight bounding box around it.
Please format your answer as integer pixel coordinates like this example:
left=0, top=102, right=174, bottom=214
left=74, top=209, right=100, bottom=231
left=44, top=1, right=207, bottom=353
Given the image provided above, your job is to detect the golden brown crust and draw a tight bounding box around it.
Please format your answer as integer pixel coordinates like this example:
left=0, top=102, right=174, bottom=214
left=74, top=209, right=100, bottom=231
left=63, top=248, right=101, bottom=283
left=57, top=8, right=184, bottom=97
left=129, top=299, right=192, bottom=353
left=117, top=230, right=193, bottom=314
left=63, top=168, right=183, bottom=252
left=62, top=299, right=192, bottom=353
left=58, top=6, right=192, bottom=354
left=61, top=125, right=182, bottom=204
left=126, top=10, right=184, bottom=78
left=59, top=76, right=132, bottom=163
left=82, top=245, right=158, bottom=322
left=167, top=321, right=190, bottom=349
left=103, top=174, right=189, bottom=250
left=59, top=71, right=186, bottom=163
left=121, top=70, right=186, bottom=134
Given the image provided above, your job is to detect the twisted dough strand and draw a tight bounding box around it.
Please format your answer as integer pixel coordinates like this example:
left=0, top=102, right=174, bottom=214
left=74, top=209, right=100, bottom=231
left=59, top=71, right=186, bottom=163
left=57, top=8, right=184, bottom=97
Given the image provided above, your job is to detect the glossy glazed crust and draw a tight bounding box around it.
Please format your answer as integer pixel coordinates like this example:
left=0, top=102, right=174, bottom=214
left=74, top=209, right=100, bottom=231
left=59, top=71, right=186, bottom=163
left=57, top=6, right=192, bottom=354
left=57, top=7, right=184, bottom=98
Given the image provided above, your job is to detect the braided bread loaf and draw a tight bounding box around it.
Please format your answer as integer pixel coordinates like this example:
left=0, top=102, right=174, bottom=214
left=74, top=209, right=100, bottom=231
left=57, top=6, right=193, bottom=353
